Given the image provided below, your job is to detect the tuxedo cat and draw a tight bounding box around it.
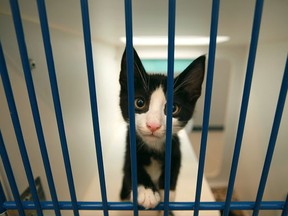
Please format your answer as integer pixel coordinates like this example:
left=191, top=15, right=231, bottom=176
left=119, top=48, right=205, bottom=210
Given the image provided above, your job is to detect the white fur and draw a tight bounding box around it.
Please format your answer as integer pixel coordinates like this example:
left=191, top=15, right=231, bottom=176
left=135, top=86, right=182, bottom=151
left=131, top=185, right=161, bottom=209
left=144, top=158, right=162, bottom=185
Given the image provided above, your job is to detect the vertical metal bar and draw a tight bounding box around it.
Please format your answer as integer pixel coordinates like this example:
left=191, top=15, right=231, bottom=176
left=0, top=130, right=25, bottom=216
left=0, top=180, right=6, bottom=214
left=35, top=0, right=79, bottom=215
left=253, top=56, right=288, bottom=216
left=164, top=0, right=176, bottom=216
left=282, top=194, right=288, bottom=216
left=124, top=0, right=138, bottom=215
left=223, top=0, right=264, bottom=215
left=80, top=0, right=109, bottom=215
left=7, top=0, right=61, bottom=214
left=193, top=0, right=219, bottom=215
left=0, top=181, right=7, bottom=215
left=0, top=42, right=24, bottom=216
left=1, top=1, right=44, bottom=211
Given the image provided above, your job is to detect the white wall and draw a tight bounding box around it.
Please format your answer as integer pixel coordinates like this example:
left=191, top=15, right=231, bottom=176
left=234, top=42, right=288, bottom=216
left=205, top=40, right=287, bottom=215
left=0, top=13, right=123, bottom=215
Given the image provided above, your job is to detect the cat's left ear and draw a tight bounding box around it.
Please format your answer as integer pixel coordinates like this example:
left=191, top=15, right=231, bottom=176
left=120, top=48, right=148, bottom=89
left=174, top=55, right=206, bottom=102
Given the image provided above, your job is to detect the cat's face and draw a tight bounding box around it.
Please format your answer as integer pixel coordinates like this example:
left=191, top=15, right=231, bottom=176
left=119, top=49, right=205, bottom=151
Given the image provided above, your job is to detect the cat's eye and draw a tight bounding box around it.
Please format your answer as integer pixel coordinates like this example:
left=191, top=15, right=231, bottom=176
left=135, top=98, right=146, bottom=110
left=172, top=104, right=180, bottom=115
left=165, top=103, right=180, bottom=115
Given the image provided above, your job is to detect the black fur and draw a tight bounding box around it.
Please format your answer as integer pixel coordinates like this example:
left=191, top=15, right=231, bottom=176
left=119, top=48, right=205, bottom=208
left=120, top=133, right=181, bottom=200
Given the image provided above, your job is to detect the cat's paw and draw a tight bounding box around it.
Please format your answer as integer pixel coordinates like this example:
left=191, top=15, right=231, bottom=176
left=131, top=185, right=160, bottom=209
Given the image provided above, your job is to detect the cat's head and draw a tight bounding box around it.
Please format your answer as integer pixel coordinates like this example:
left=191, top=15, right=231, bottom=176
left=119, top=48, right=205, bottom=150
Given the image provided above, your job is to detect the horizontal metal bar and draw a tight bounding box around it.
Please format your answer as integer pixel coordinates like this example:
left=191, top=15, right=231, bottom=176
left=194, top=0, right=219, bottom=215
left=282, top=194, right=288, bottom=216
left=124, top=0, right=138, bottom=215
left=2, top=201, right=286, bottom=211
left=80, top=0, right=109, bottom=215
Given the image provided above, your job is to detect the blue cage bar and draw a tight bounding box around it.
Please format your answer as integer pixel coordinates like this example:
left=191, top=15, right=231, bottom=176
left=0, top=178, right=7, bottom=214
left=10, top=0, right=61, bottom=214
left=194, top=0, right=219, bottom=215
left=124, top=0, right=139, bottom=215
left=0, top=200, right=286, bottom=211
left=35, top=0, right=79, bottom=215
left=0, top=129, right=24, bottom=216
left=253, top=56, right=288, bottom=216
left=224, top=0, right=264, bottom=215
left=0, top=0, right=287, bottom=215
left=0, top=42, right=25, bottom=216
left=282, top=195, right=288, bottom=216
left=9, top=1, right=46, bottom=215
left=80, top=0, right=109, bottom=215
left=164, top=0, right=176, bottom=216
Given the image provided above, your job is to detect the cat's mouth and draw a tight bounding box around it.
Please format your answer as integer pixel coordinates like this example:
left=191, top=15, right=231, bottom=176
left=138, top=130, right=165, bottom=140
left=136, top=126, right=166, bottom=145
left=136, top=127, right=166, bottom=150
left=144, top=133, right=161, bottom=138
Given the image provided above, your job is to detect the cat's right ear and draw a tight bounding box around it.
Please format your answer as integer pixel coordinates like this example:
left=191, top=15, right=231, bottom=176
left=174, top=55, right=206, bottom=102
left=119, top=48, right=148, bottom=89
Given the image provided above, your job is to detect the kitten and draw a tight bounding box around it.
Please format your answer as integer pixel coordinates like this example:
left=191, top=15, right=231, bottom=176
left=119, top=48, right=205, bottom=210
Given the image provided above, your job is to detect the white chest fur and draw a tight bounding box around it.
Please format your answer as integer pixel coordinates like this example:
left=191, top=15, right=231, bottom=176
left=144, top=158, right=162, bottom=185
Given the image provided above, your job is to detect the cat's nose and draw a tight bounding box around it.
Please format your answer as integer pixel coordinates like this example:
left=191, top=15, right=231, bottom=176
left=146, top=123, right=161, bottom=133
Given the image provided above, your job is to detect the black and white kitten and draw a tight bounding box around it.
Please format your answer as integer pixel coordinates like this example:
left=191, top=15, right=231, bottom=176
left=119, top=48, right=205, bottom=209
